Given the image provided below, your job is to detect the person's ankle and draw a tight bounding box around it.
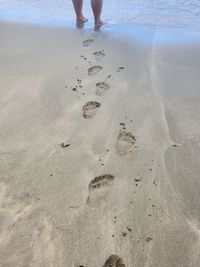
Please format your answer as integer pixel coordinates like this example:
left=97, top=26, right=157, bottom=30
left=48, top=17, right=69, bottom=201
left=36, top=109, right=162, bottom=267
left=95, top=18, right=101, bottom=25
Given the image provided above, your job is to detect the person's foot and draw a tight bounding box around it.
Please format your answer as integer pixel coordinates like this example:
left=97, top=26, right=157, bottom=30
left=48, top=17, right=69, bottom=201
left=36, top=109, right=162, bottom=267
left=77, top=15, right=88, bottom=24
left=94, top=20, right=107, bottom=30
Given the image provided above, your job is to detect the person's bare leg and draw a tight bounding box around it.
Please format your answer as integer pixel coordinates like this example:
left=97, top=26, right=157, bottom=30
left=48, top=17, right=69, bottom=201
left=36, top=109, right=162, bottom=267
left=72, top=0, right=88, bottom=23
left=91, top=0, right=105, bottom=28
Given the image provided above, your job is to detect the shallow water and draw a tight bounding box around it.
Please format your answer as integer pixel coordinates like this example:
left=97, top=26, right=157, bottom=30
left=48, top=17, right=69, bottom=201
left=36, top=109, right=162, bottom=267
left=1, top=0, right=200, bottom=28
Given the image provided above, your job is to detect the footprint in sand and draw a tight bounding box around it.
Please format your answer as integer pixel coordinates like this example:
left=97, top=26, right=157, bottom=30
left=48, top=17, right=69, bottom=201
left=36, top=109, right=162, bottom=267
left=88, top=66, right=103, bottom=76
left=117, top=67, right=125, bottom=73
left=89, top=174, right=115, bottom=190
left=103, top=255, right=126, bottom=267
left=87, top=174, right=115, bottom=207
left=82, top=39, right=94, bottom=47
left=96, top=82, right=110, bottom=96
left=116, top=131, right=136, bottom=156
left=82, top=101, right=101, bottom=119
left=94, top=50, right=105, bottom=61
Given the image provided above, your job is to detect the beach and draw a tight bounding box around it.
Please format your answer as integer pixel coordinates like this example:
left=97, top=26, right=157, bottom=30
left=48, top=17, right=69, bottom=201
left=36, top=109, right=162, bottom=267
left=0, top=19, right=200, bottom=266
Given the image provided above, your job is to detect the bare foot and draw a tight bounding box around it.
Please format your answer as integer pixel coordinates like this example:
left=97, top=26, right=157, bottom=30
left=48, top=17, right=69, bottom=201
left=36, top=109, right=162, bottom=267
left=77, top=15, right=88, bottom=24
left=94, top=20, right=107, bottom=30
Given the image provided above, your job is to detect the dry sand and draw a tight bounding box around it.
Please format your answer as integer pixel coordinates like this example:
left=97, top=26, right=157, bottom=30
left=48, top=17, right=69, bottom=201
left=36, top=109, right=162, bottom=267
left=0, top=21, right=200, bottom=267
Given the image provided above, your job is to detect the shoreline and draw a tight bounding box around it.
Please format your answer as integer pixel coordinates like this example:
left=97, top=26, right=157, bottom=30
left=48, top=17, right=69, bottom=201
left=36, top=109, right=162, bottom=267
left=1, top=18, right=200, bottom=43
left=0, top=20, right=200, bottom=266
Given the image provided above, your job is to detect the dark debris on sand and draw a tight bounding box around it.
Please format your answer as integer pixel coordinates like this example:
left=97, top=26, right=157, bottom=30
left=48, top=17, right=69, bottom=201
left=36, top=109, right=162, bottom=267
left=60, top=143, right=70, bottom=148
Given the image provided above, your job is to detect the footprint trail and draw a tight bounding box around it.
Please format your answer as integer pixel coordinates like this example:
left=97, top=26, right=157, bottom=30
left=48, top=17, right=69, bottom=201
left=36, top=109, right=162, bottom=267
left=103, top=254, right=126, bottom=267
left=116, top=131, right=136, bottom=156
left=88, top=66, right=103, bottom=76
left=82, top=101, right=101, bottom=119
left=87, top=174, right=115, bottom=207
left=96, top=82, right=110, bottom=96
left=82, top=39, right=94, bottom=47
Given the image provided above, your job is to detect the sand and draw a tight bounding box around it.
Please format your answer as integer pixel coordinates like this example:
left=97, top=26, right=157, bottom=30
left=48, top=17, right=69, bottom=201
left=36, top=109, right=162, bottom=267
left=0, top=20, right=200, bottom=267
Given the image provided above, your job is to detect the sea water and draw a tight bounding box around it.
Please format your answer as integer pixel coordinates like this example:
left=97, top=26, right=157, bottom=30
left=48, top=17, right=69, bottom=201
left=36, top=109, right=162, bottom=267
left=0, top=0, right=200, bottom=28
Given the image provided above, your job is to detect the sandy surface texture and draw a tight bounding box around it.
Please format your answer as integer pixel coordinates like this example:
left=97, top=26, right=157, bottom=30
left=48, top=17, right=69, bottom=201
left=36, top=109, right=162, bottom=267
left=0, top=21, right=200, bottom=267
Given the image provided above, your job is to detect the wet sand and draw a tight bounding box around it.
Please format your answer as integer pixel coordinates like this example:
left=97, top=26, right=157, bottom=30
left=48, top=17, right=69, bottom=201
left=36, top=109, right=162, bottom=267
left=0, top=21, right=200, bottom=266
